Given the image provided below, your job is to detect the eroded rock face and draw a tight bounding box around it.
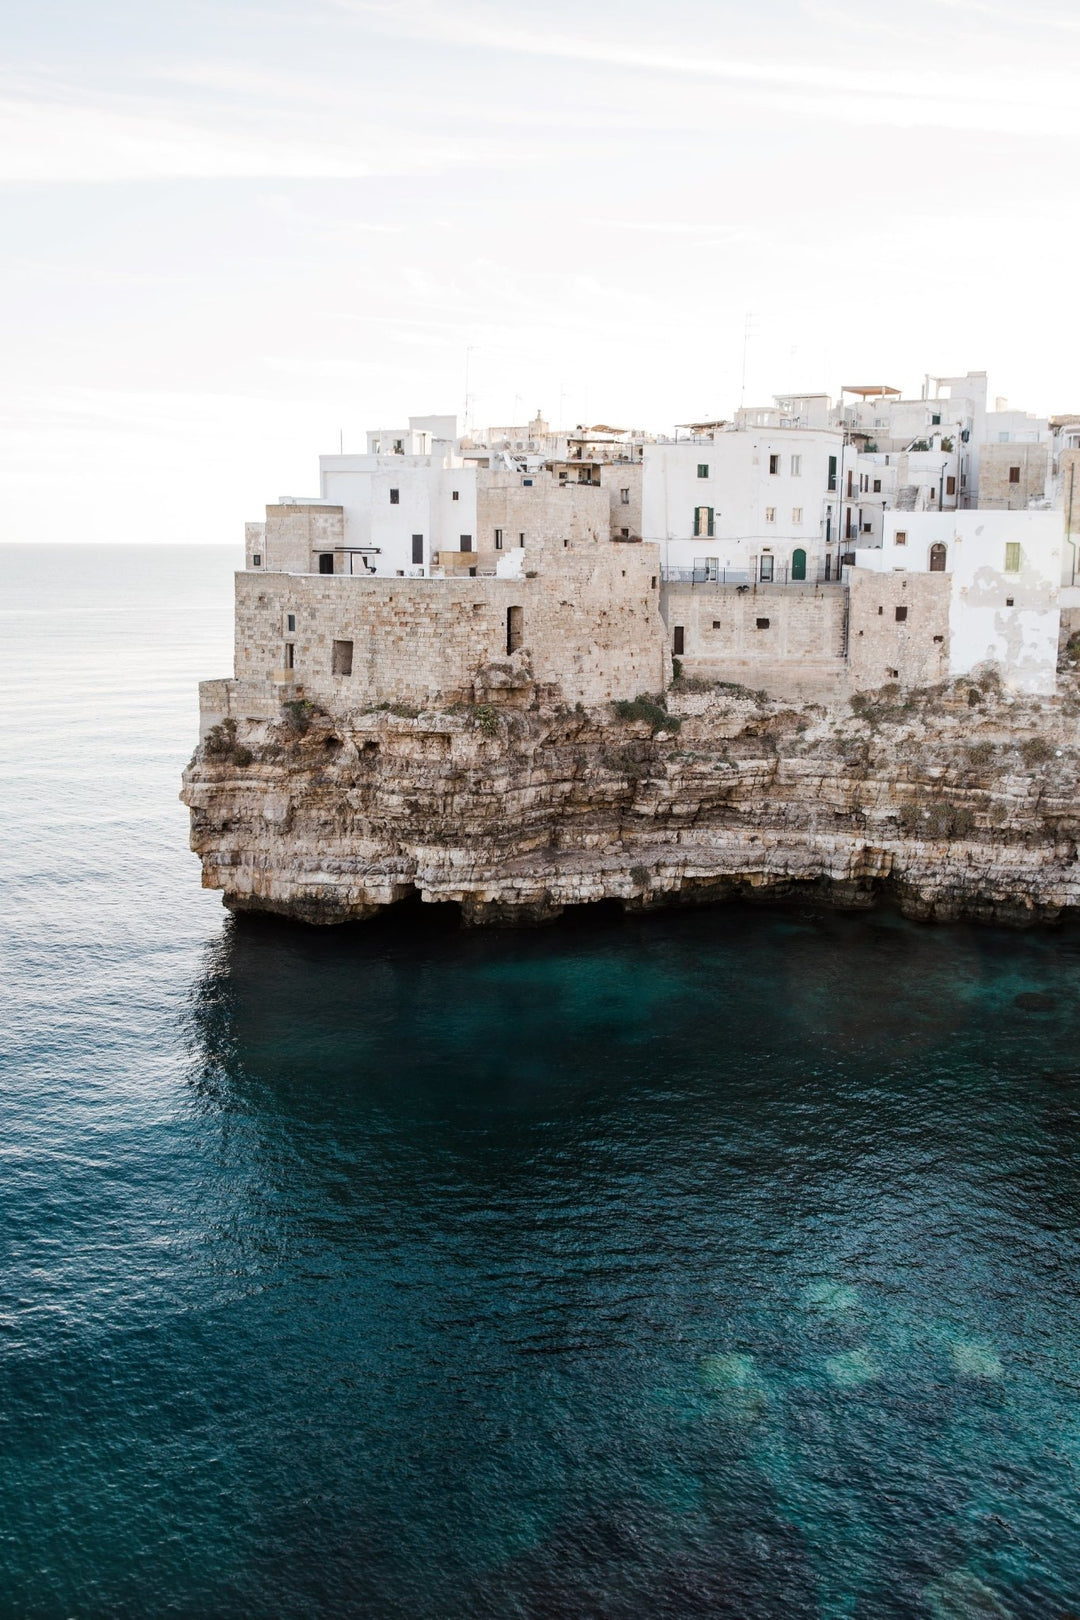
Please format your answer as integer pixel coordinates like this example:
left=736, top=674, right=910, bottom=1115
left=181, top=686, right=1080, bottom=928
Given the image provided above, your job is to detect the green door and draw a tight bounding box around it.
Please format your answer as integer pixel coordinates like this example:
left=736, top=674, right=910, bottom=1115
left=791, top=548, right=807, bottom=581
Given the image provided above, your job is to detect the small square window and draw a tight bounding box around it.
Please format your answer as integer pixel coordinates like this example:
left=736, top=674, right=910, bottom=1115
left=768, top=454, right=780, bottom=475
left=621, top=527, right=629, bottom=537
left=1009, top=466, right=1021, bottom=484
left=523, top=478, right=533, bottom=486
left=1005, top=596, right=1014, bottom=606
left=756, top=617, right=770, bottom=630
left=697, top=464, right=709, bottom=479
left=252, top=553, right=262, bottom=567
left=712, top=619, right=721, bottom=629
left=389, top=488, right=399, bottom=504
left=895, top=605, right=908, bottom=622
left=895, top=530, right=907, bottom=546
left=460, top=534, right=473, bottom=552
left=887, top=667, right=899, bottom=679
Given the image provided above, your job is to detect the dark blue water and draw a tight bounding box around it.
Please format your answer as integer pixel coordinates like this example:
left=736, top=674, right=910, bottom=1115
left=4, top=546, right=1080, bottom=1619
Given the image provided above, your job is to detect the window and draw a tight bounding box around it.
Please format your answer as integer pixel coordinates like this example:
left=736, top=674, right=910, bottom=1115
left=895, top=530, right=907, bottom=546
left=412, top=534, right=424, bottom=565
left=318, top=554, right=334, bottom=574
left=693, top=506, right=714, bottom=537
left=452, top=490, right=460, bottom=501
left=697, top=464, right=709, bottom=479
left=769, top=454, right=780, bottom=475
left=946, top=475, right=956, bottom=496
left=1004, top=542, right=1021, bottom=573
left=1009, top=466, right=1021, bottom=484
left=673, top=626, right=685, bottom=655
left=931, top=413, right=941, bottom=426
left=332, top=639, right=353, bottom=676
left=756, top=617, right=770, bottom=629
left=621, top=487, right=631, bottom=503
left=286, top=613, right=296, bottom=632
left=765, top=506, right=776, bottom=523
left=519, top=533, right=525, bottom=546
left=759, top=556, right=774, bottom=582
left=559, top=470, right=568, bottom=481
left=523, top=478, right=533, bottom=487
left=252, top=553, right=262, bottom=567
left=712, top=619, right=721, bottom=629
left=494, top=529, right=503, bottom=551
left=895, top=606, right=908, bottom=623
left=1005, top=597, right=1014, bottom=607
left=389, top=488, right=399, bottom=504
left=792, top=507, right=802, bottom=524
left=460, top=535, right=473, bottom=552
left=873, top=479, right=881, bottom=493
left=284, top=642, right=295, bottom=669
left=506, top=605, right=523, bottom=655
left=790, top=454, right=801, bottom=476
left=620, top=527, right=630, bottom=538
left=828, top=455, right=837, bottom=492
left=651, top=577, right=657, bottom=589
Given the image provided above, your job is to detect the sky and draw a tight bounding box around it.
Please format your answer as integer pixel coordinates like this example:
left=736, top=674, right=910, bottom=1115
left=2, top=0, right=1078, bottom=544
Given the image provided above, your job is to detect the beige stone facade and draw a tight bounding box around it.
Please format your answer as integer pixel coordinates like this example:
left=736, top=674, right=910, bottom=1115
left=978, top=443, right=1048, bottom=510
left=228, top=529, right=667, bottom=712
left=248, top=505, right=346, bottom=573
left=847, top=570, right=950, bottom=690
left=662, top=582, right=849, bottom=699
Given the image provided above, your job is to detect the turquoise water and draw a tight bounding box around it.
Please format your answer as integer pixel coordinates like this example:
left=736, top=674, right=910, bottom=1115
left=4, top=546, right=1080, bottom=1618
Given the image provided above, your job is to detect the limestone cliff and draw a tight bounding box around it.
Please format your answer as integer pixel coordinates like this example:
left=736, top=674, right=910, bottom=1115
left=181, top=677, right=1080, bottom=927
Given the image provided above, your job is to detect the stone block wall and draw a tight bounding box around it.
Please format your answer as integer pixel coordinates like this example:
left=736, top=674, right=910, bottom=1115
left=261, top=505, right=345, bottom=573
left=472, top=473, right=609, bottom=574
left=230, top=533, right=667, bottom=709
left=662, top=582, right=849, bottom=699
left=847, top=570, right=950, bottom=691
left=600, top=462, right=643, bottom=540
left=978, top=443, right=1048, bottom=511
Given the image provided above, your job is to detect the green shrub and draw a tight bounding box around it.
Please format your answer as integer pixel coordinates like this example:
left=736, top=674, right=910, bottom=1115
left=966, top=741, right=995, bottom=769
left=474, top=704, right=499, bottom=736
left=281, top=698, right=316, bottom=735
left=1021, top=736, right=1054, bottom=766
left=612, top=694, right=680, bottom=735
left=897, top=801, right=976, bottom=839
left=203, top=718, right=254, bottom=768
left=671, top=656, right=683, bottom=680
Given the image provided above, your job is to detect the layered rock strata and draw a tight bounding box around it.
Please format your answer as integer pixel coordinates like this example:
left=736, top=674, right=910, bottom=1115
left=181, top=682, right=1080, bottom=927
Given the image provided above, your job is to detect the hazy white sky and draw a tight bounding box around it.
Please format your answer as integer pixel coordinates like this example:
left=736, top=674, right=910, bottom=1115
left=2, top=0, right=1078, bottom=543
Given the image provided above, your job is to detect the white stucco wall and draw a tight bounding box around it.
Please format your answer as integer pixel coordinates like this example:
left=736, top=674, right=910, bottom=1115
left=854, top=510, right=1061, bottom=695
left=642, top=429, right=841, bottom=579
left=316, top=455, right=478, bottom=576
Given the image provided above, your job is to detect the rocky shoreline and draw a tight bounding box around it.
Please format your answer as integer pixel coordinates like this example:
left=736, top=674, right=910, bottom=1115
left=181, top=673, right=1080, bottom=929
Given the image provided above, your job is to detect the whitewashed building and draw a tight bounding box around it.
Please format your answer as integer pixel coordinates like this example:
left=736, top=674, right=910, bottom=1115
left=851, top=510, right=1062, bottom=696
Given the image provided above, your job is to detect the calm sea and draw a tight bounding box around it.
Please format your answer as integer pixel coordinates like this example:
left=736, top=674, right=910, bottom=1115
left=3, top=544, right=1080, bottom=1618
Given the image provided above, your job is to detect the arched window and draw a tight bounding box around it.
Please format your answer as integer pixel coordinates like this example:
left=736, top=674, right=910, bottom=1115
left=929, top=543, right=947, bottom=572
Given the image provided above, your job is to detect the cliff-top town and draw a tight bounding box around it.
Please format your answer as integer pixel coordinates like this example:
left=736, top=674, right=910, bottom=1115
left=207, top=367, right=1079, bottom=738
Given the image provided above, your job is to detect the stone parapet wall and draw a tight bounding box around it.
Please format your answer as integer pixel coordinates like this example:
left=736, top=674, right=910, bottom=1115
left=231, top=532, right=667, bottom=710
left=662, top=581, right=848, bottom=699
